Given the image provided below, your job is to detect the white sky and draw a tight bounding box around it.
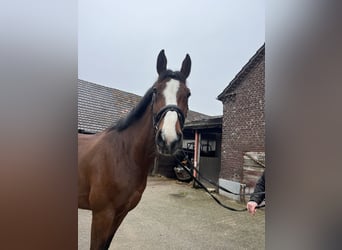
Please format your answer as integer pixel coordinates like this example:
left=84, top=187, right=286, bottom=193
left=78, top=0, right=265, bottom=115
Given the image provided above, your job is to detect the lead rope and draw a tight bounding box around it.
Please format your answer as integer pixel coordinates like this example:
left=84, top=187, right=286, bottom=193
left=174, top=153, right=265, bottom=212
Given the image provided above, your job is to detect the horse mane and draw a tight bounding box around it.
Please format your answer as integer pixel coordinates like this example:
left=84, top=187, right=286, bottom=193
left=108, top=87, right=154, bottom=132
left=108, top=70, right=185, bottom=133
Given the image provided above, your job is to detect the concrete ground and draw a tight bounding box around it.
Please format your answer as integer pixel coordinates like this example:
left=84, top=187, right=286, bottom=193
left=78, top=176, right=265, bottom=250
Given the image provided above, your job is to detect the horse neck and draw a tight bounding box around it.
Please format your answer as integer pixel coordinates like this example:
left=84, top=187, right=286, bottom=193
left=117, top=107, right=156, bottom=171
left=134, top=109, right=155, bottom=149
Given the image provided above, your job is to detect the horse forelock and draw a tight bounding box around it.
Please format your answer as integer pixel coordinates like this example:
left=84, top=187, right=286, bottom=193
left=157, top=70, right=187, bottom=83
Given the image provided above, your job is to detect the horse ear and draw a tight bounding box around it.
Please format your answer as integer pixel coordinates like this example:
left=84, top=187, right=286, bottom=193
left=181, top=54, right=191, bottom=79
left=157, top=49, right=167, bottom=75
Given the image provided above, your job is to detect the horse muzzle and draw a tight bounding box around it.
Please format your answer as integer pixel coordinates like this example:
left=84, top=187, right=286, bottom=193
left=154, top=105, right=185, bottom=155
left=156, top=129, right=183, bottom=155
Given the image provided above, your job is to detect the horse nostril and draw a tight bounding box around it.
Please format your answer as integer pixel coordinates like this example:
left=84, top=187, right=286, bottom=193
left=156, top=131, right=165, bottom=147
left=174, top=132, right=183, bottom=144
left=170, top=136, right=182, bottom=152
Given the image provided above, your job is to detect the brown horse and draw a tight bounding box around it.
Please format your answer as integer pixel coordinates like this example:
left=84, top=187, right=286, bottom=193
left=78, top=50, right=191, bottom=250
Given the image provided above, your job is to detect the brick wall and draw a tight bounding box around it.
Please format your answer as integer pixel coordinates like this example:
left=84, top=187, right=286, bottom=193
left=220, top=57, right=265, bottom=182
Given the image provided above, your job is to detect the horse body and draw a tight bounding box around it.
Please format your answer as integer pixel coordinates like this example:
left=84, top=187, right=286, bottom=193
left=78, top=117, right=155, bottom=249
left=78, top=50, right=191, bottom=250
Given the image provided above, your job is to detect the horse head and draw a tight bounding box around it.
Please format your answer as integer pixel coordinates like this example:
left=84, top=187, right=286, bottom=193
left=152, top=50, right=191, bottom=155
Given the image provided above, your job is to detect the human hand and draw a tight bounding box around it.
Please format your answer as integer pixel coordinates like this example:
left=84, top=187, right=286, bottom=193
left=247, top=201, right=258, bottom=215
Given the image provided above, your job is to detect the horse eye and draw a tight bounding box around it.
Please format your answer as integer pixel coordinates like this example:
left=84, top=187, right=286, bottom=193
left=153, top=87, right=157, bottom=93
left=187, top=92, right=191, bottom=98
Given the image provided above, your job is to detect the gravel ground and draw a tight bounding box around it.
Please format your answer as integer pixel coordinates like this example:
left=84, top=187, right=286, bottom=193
left=78, top=176, right=265, bottom=250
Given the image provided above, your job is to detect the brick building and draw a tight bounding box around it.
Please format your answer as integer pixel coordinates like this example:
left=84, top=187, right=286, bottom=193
left=217, top=44, right=265, bottom=199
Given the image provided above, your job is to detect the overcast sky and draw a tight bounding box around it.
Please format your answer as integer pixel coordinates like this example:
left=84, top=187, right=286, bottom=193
left=78, top=0, right=265, bottom=116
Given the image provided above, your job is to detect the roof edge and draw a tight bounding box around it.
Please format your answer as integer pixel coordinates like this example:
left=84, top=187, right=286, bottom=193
left=217, top=43, right=265, bottom=101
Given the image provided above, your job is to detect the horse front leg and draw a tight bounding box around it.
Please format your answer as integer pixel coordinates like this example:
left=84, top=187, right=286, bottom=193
left=90, top=207, right=128, bottom=250
left=90, top=208, right=116, bottom=250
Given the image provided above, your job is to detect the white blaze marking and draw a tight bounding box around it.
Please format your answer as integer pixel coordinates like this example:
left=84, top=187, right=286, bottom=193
left=162, top=79, right=180, bottom=145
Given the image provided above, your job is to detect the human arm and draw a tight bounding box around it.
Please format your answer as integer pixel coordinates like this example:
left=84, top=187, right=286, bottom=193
left=247, top=171, right=265, bottom=215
